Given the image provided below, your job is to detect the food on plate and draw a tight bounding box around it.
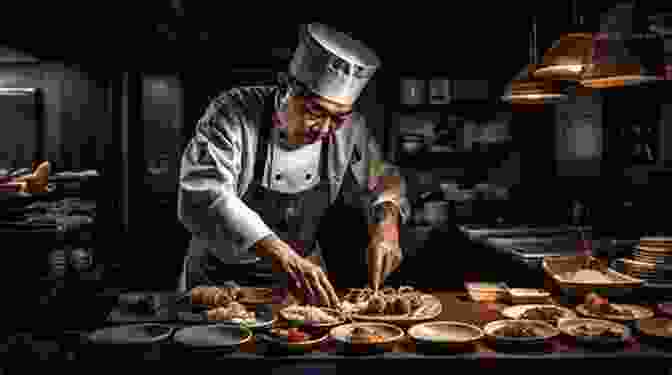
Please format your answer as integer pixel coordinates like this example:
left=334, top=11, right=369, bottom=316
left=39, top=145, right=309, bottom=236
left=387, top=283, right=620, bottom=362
left=271, top=327, right=312, bottom=343
left=565, top=269, right=612, bottom=283
left=520, top=307, right=566, bottom=325
left=280, top=305, right=342, bottom=324
left=205, top=301, right=256, bottom=322
left=571, top=324, right=623, bottom=338
left=584, top=292, right=634, bottom=317
left=342, top=286, right=429, bottom=316
left=191, top=285, right=242, bottom=307
left=492, top=323, right=540, bottom=338
left=349, top=326, right=385, bottom=344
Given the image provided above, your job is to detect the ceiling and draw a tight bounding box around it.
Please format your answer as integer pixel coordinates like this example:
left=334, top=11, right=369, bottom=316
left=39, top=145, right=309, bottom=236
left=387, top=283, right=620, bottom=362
left=0, top=1, right=648, bottom=89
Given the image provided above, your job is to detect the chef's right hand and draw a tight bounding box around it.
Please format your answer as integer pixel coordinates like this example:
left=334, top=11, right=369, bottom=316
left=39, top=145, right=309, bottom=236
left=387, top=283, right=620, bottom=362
left=256, top=237, right=339, bottom=308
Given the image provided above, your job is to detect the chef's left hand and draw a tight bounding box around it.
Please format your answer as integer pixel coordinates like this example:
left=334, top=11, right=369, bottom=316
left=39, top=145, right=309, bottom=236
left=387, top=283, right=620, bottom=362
left=368, top=234, right=402, bottom=291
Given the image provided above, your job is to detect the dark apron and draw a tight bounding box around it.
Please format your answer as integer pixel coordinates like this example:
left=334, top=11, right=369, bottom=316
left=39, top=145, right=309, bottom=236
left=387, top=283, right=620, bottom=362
left=185, top=103, right=332, bottom=289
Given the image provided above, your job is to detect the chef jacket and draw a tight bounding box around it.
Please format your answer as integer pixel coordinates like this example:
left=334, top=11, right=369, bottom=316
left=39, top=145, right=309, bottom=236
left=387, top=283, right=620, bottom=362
left=178, top=85, right=410, bottom=266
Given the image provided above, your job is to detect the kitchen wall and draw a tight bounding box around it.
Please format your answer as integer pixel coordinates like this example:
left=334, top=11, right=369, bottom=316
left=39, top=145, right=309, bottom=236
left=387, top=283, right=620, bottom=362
left=0, top=47, right=110, bottom=172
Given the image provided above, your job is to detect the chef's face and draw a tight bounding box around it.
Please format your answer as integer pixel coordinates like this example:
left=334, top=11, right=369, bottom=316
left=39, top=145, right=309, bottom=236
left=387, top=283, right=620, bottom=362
left=286, top=94, right=353, bottom=146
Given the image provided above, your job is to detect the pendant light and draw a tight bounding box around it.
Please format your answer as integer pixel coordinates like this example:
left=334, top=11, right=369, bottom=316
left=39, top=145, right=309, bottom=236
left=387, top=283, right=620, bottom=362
left=501, top=16, right=568, bottom=104
left=579, top=32, right=661, bottom=88
left=533, top=1, right=592, bottom=81
left=534, top=1, right=660, bottom=88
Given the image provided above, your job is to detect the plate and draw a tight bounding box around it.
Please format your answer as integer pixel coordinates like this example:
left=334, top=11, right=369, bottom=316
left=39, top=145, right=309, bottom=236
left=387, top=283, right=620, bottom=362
left=408, top=321, right=483, bottom=352
left=576, top=304, right=655, bottom=322
left=257, top=329, right=329, bottom=353
left=636, top=318, right=672, bottom=339
left=350, top=294, right=442, bottom=326
left=278, top=306, right=347, bottom=328
left=238, top=287, right=276, bottom=305
left=557, top=318, right=630, bottom=345
left=330, top=322, right=405, bottom=354
left=500, top=304, right=577, bottom=325
left=178, top=303, right=276, bottom=329
left=88, top=324, right=174, bottom=345
left=173, top=324, right=252, bottom=349
left=483, top=320, right=559, bottom=345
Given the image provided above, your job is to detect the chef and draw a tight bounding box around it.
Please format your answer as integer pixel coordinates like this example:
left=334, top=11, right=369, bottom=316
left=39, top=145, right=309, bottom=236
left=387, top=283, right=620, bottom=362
left=177, top=23, right=410, bottom=308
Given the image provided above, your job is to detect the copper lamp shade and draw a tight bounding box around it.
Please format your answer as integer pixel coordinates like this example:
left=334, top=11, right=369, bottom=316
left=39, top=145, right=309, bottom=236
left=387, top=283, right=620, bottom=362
left=533, top=33, right=594, bottom=81
left=579, top=37, right=660, bottom=88
left=502, top=64, right=568, bottom=104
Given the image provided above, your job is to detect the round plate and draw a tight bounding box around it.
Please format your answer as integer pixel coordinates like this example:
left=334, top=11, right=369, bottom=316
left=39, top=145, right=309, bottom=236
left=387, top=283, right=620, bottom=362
left=258, top=330, right=329, bottom=352
left=237, top=287, right=276, bottom=305
left=636, top=318, right=672, bottom=339
left=173, top=324, right=252, bottom=349
left=408, top=321, right=484, bottom=344
left=557, top=318, right=630, bottom=345
left=88, top=324, right=174, bottom=345
left=576, top=304, right=655, bottom=321
left=350, top=294, right=442, bottom=325
left=483, top=320, right=559, bottom=344
left=278, top=306, right=347, bottom=328
left=500, top=304, right=577, bottom=325
left=330, top=322, right=405, bottom=348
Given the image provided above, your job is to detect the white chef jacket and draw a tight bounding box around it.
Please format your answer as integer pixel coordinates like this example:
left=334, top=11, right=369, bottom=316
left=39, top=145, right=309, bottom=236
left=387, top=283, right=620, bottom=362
left=177, top=85, right=410, bottom=291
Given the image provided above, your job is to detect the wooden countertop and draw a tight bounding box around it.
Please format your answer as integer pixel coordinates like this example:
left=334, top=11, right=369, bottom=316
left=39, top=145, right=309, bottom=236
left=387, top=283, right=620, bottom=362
left=92, top=289, right=672, bottom=360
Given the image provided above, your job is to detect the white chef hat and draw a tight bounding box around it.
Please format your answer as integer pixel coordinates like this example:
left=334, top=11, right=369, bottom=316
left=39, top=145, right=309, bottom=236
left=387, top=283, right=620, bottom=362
left=289, top=23, right=381, bottom=106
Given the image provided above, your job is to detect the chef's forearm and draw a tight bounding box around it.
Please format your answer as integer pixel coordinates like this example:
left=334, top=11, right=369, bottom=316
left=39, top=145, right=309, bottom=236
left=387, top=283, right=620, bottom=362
left=368, top=201, right=400, bottom=240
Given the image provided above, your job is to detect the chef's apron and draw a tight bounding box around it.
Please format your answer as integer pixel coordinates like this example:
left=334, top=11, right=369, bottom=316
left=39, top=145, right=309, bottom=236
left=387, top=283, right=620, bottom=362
left=183, top=105, right=332, bottom=290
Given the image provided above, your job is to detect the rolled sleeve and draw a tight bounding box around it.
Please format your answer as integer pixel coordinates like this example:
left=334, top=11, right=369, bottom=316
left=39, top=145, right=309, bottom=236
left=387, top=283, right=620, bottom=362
left=178, top=99, right=275, bottom=254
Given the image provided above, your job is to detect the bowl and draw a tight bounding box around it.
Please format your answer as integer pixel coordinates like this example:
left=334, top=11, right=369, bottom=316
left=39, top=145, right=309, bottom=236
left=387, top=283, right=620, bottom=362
left=483, top=320, right=559, bottom=347
left=330, top=322, right=405, bottom=354
left=557, top=318, right=630, bottom=346
left=172, top=324, right=252, bottom=352
left=408, top=321, right=483, bottom=353
left=636, top=318, right=672, bottom=341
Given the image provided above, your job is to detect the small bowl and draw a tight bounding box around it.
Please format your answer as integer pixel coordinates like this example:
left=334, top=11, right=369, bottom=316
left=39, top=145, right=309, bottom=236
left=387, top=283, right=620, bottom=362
left=401, top=141, right=425, bottom=154
left=330, top=322, right=405, bottom=355
left=557, top=318, right=630, bottom=346
left=408, top=321, right=483, bottom=353
left=483, top=320, right=559, bottom=347
left=636, top=318, right=672, bottom=340
left=172, top=324, right=252, bottom=352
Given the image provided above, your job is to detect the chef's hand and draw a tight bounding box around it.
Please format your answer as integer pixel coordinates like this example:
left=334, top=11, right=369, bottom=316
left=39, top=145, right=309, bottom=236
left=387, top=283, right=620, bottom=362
left=368, top=238, right=402, bottom=292
left=256, top=237, right=339, bottom=308
left=367, top=201, right=402, bottom=291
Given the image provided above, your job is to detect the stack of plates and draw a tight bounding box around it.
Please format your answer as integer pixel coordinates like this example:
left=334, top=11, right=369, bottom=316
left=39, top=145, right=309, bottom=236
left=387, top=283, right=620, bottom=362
left=613, top=237, right=672, bottom=286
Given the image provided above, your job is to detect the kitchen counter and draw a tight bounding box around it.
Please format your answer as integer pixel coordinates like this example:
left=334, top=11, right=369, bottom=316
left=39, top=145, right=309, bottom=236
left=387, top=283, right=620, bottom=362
left=7, top=289, right=671, bottom=369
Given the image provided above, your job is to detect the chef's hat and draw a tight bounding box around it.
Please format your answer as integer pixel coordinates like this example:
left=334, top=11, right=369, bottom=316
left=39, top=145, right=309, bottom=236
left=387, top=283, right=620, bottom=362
left=289, top=23, right=381, bottom=106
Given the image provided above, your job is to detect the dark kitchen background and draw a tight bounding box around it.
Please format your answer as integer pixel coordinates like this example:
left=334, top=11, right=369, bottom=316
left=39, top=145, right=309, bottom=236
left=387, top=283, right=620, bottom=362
left=1, top=1, right=672, bottom=330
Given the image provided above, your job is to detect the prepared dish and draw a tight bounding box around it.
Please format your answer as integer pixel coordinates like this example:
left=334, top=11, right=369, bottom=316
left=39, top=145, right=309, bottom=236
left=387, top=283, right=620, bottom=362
left=191, top=285, right=243, bottom=307
left=348, top=326, right=386, bottom=344
left=520, top=307, right=567, bottom=325
left=280, top=305, right=343, bottom=325
left=340, top=286, right=431, bottom=317
left=492, top=324, right=541, bottom=338
left=270, top=327, right=314, bottom=343
left=584, top=292, right=634, bottom=317
left=205, top=301, right=256, bottom=323
left=571, top=323, right=624, bottom=338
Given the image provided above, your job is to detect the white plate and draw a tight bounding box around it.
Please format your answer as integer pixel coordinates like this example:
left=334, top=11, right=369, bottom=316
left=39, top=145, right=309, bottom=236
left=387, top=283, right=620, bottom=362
left=173, top=324, right=252, bottom=349
left=501, top=304, right=577, bottom=324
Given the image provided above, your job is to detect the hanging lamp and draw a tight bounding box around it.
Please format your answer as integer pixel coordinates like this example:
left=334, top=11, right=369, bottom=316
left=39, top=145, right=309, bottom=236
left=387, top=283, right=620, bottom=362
left=501, top=15, right=568, bottom=104
left=533, top=1, right=660, bottom=87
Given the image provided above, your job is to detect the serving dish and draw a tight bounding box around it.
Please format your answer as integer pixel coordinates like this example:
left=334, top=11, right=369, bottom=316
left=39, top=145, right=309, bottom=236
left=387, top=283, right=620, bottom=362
left=330, top=322, right=404, bottom=354
left=408, top=321, right=483, bottom=353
